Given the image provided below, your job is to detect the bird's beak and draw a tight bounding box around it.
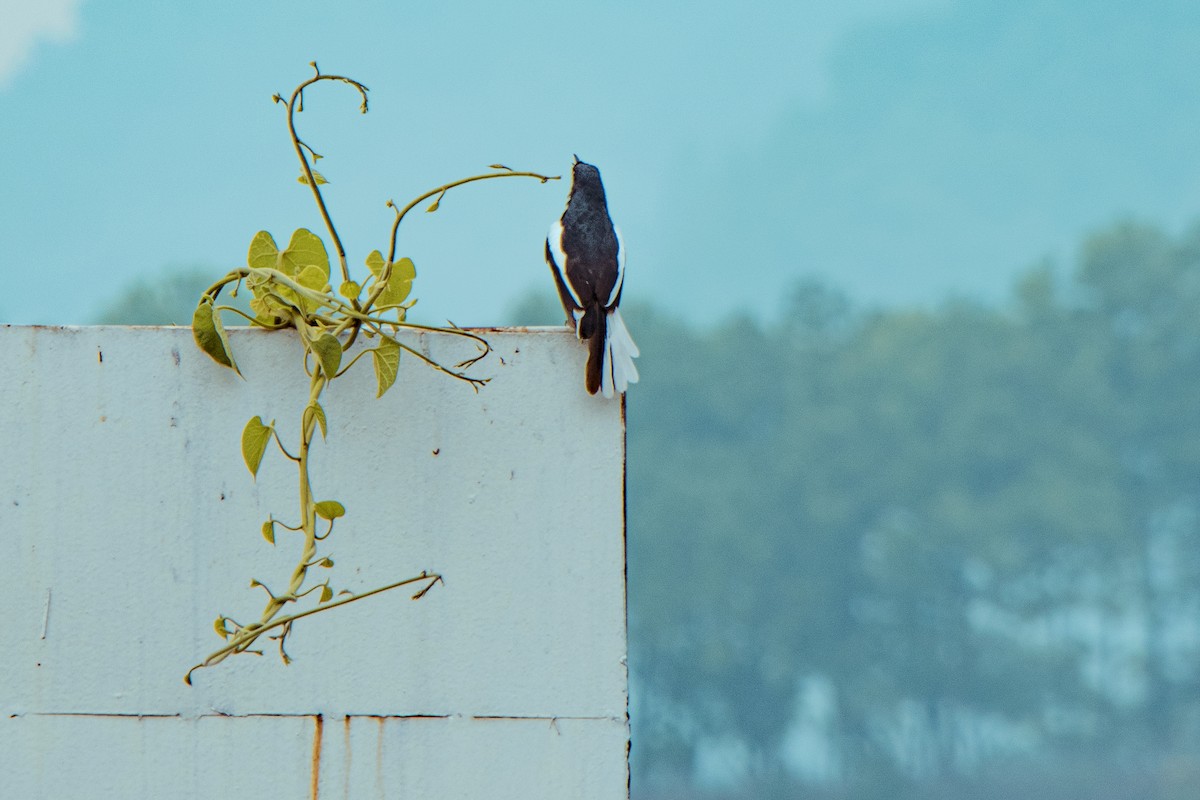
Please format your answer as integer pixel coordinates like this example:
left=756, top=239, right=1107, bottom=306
left=572, top=154, right=580, bottom=165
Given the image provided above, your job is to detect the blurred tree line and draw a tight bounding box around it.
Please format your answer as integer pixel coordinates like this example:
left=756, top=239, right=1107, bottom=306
left=97, top=219, right=1200, bottom=799
left=622, top=220, right=1200, bottom=800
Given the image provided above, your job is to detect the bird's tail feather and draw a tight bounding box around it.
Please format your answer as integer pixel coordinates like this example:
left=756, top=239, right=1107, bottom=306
left=600, top=308, right=639, bottom=398
left=585, top=309, right=606, bottom=395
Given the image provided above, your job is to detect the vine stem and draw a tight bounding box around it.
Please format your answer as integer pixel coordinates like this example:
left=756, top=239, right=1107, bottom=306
left=290, top=371, right=326, bottom=596
left=387, top=171, right=554, bottom=264
left=285, top=68, right=369, bottom=288
left=233, top=372, right=323, bottom=649
left=361, top=170, right=559, bottom=319
left=184, top=570, right=441, bottom=684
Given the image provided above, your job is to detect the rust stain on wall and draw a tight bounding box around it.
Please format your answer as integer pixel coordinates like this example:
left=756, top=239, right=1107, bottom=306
left=343, top=715, right=352, bottom=800
left=310, top=714, right=323, bottom=800
left=375, top=716, right=385, bottom=800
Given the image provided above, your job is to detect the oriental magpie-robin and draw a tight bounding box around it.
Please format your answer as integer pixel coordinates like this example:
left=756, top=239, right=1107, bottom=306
left=545, top=156, right=639, bottom=397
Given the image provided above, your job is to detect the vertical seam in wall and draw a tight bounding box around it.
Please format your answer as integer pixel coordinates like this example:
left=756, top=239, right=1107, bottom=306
left=621, top=392, right=632, bottom=800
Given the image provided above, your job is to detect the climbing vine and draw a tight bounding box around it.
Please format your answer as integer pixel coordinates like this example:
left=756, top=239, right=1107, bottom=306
left=185, top=63, right=557, bottom=684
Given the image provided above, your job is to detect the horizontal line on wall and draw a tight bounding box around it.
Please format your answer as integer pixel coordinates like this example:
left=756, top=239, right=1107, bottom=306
left=7, top=712, right=625, bottom=722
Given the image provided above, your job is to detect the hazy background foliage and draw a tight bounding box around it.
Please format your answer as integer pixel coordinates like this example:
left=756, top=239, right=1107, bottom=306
left=614, top=219, right=1200, bottom=799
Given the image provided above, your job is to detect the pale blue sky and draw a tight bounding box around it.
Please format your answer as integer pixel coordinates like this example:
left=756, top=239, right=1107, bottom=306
left=2, top=0, right=1198, bottom=325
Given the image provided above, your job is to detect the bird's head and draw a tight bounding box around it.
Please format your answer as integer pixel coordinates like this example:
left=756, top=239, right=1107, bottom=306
left=571, top=156, right=601, bottom=186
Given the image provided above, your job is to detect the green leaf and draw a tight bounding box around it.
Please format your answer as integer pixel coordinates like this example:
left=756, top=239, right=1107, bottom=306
left=241, top=416, right=273, bottom=478
left=192, top=300, right=239, bottom=374
left=314, top=500, right=345, bottom=520
left=339, top=280, right=360, bottom=301
left=372, top=336, right=401, bottom=397
left=364, top=252, right=415, bottom=309
left=261, top=519, right=275, bottom=545
left=208, top=308, right=240, bottom=375
left=214, top=616, right=229, bottom=640
left=426, top=198, right=440, bottom=212
left=319, top=558, right=334, bottom=568
left=392, top=256, right=417, bottom=281
left=376, top=257, right=416, bottom=308
left=296, top=264, right=328, bottom=291
left=249, top=292, right=287, bottom=324
left=295, top=264, right=330, bottom=313
left=310, top=333, right=342, bottom=377
left=365, top=250, right=386, bottom=278
left=247, top=231, right=279, bottom=271
left=248, top=296, right=271, bottom=322
left=320, top=585, right=333, bottom=603
left=298, top=170, right=329, bottom=185
left=244, top=272, right=283, bottom=325
left=281, top=228, right=330, bottom=279
left=305, top=402, right=327, bottom=440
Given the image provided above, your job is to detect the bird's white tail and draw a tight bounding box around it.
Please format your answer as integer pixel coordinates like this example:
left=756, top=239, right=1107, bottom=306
left=600, top=308, right=640, bottom=398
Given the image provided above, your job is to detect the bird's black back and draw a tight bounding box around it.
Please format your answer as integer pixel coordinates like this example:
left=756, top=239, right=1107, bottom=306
left=560, top=161, right=620, bottom=311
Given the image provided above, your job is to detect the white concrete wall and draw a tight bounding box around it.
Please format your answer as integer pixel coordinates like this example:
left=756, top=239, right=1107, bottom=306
left=0, top=325, right=629, bottom=799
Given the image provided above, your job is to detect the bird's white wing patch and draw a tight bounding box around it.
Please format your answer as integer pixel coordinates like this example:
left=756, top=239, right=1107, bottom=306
left=606, top=224, right=627, bottom=308
left=547, top=220, right=584, bottom=308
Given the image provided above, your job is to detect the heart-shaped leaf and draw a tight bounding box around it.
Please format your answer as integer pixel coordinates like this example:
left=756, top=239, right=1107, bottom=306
left=314, top=500, right=345, bottom=520
left=372, top=336, right=401, bottom=397
left=241, top=416, right=273, bottom=478
left=310, top=333, right=342, bottom=378
left=281, top=228, right=329, bottom=278
left=376, top=257, right=415, bottom=309
left=192, top=300, right=240, bottom=374
left=247, top=231, right=279, bottom=271
left=365, top=249, right=386, bottom=278
left=295, top=264, right=330, bottom=313
left=304, top=401, right=327, bottom=440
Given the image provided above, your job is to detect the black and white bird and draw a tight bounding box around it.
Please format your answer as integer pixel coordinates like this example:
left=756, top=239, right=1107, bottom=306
left=545, top=156, right=639, bottom=398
